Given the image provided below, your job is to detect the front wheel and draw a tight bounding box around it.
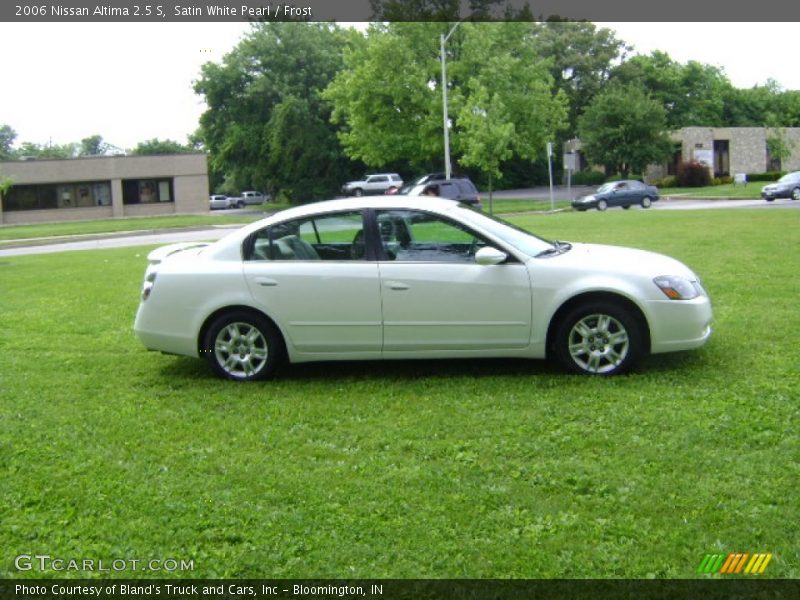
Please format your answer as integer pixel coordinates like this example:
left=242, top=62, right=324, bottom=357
left=353, top=188, right=363, bottom=197
left=641, top=196, right=652, bottom=208
left=553, top=302, right=644, bottom=376
left=596, top=199, right=608, bottom=211
left=202, top=311, right=283, bottom=381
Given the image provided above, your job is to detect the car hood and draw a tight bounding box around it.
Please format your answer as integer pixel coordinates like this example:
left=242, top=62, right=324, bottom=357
left=544, top=242, right=698, bottom=279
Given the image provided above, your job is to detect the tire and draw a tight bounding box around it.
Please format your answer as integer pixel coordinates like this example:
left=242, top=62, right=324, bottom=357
left=792, top=187, right=800, bottom=201
left=765, top=197, right=775, bottom=202
left=554, top=301, right=644, bottom=376
left=237, top=201, right=245, bottom=209
left=353, top=188, right=363, bottom=197
left=596, top=199, right=608, bottom=211
left=202, top=311, right=283, bottom=381
left=641, top=196, right=652, bottom=209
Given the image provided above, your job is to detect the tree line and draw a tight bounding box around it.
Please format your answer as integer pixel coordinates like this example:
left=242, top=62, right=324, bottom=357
left=4, top=20, right=800, bottom=202
left=0, top=130, right=197, bottom=162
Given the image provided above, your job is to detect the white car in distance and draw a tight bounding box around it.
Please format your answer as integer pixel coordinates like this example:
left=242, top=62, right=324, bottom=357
left=134, top=197, right=712, bottom=380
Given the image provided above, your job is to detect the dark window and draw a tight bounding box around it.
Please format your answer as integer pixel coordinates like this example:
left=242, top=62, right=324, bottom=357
left=2, top=181, right=111, bottom=212
left=122, top=179, right=174, bottom=204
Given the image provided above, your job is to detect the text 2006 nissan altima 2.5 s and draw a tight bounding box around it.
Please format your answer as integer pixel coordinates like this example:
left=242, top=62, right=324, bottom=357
left=134, top=197, right=712, bottom=380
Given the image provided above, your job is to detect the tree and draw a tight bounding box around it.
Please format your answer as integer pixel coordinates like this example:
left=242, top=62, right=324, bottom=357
left=12, top=141, right=77, bottom=160
left=530, top=20, right=630, bottom=133
left=611, top=51, right=733, bottom=128
left=455, top=22, right=568, bottom=206
left=130, top=138, right=194, bottom=155
left=324, top=22, right=567, bottom=177
left=0, top=124, right=16, bottom=160
left=194, top=22, right=358, bottom=203
left=79, top=134, right=108, bottom=156
left=577, top=83, right=673, bottom=177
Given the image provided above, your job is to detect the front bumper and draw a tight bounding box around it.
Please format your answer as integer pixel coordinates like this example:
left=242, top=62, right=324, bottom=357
left=647, top=295, right=713, bottom=354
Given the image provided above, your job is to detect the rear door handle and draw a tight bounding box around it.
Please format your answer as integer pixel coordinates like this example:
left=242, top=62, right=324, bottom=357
left=255, top=277, right=278, bottom=287
left=386, top=281, right=409, bottom=291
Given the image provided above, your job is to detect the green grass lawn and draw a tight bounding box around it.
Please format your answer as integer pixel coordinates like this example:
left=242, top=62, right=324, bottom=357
left=1, top=209, right=798, bottom=579
left=0, top=214, right=262, bottom=243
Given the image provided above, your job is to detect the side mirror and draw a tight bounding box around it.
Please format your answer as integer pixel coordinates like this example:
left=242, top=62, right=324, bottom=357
left=475, top=246, right=507, bottom=265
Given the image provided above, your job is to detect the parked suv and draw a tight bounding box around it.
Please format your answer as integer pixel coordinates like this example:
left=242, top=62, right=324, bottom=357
left=404, top=175, right=482, bottom=208
left=341, top=174, right=403, bottom=196
left=761, top=171, right=800, bottom=201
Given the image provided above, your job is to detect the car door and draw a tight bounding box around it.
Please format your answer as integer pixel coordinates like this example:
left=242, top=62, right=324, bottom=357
left=374, top=209, right=532, bottom=352
left=242, top=210, right=382, bottom=354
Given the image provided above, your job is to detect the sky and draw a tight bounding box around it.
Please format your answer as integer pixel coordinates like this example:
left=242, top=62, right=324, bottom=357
left=1, top=22, right=798, bottom=152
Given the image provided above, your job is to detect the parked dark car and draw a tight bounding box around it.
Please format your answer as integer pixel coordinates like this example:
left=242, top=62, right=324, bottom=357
left=761, top=171, right=800, bottom=201
left=573, top=180, right=660, bottom=211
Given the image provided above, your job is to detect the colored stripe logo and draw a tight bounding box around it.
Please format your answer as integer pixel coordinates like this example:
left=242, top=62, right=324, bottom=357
left=697, top=553, right=772, bottom=574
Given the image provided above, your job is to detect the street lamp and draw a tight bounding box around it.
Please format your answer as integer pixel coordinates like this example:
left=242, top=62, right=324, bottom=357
left=440, top=21, right=465, bottom=181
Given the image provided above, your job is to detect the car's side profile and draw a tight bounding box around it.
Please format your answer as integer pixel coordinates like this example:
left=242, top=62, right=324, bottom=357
left=341, top=174, right=403, bottom=196
left=134, top=197, right=712, bottom=381
left=573, top=180, right=660, bottom=211
left=761, top=171, right=800, bottom=201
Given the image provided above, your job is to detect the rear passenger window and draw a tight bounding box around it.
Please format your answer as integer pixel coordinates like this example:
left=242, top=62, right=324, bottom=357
left=245, top=211, right=366, bottom=261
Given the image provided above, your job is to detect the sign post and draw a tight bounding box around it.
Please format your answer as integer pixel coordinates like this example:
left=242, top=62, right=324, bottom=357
left=547, top=142, right=554, bottom=212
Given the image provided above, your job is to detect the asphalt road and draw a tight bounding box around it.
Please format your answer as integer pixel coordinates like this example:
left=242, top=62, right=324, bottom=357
left=1, top=196, right=797, bottom=257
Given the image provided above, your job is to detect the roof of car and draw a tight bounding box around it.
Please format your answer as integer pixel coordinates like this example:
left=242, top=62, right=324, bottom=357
left=269, top=195, right=459, bottom=219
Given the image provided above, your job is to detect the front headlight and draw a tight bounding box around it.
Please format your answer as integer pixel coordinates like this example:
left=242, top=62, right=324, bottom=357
left=653, top=275, right=700, bottom=300
left=581, top=195, right=595, bottom=202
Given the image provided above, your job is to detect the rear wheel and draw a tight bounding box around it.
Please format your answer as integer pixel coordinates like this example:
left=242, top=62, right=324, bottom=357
left=792, top=187, right=800, bottom=201
left=597, top=199, right=608, bottom=211
left=554, top=301, right=644, bottom=376
left=641, top=196, right=652, bottom=208
left=202, top=311, right=283, bottom=381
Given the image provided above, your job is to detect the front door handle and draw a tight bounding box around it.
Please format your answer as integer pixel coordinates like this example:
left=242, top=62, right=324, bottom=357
left=255, top=277, right=278, bottom=287
left=386, top=281, right=409, bottom=291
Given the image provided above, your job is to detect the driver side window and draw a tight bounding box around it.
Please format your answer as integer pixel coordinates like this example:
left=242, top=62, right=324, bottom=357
left=375, top=210, right=488, bottom=263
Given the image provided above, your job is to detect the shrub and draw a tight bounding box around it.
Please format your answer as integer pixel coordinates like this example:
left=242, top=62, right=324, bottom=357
left=571, top=170, right=606, bottom=186
left=718, top=175, right=733, bottom=185
left=652, top=175, right=677, bottom=188
left=746, top=172, right=784, bottom=182
left=675, top=161, right=711, bottom=187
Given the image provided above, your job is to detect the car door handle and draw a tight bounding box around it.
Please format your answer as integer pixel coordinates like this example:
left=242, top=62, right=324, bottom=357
left=255, top=277, right=278, bottom=287
left=386, top=281, right=409, bottom=291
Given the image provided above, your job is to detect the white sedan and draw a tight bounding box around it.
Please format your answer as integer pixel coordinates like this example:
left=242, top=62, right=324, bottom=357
left=134, top=197, right=712, bottom=380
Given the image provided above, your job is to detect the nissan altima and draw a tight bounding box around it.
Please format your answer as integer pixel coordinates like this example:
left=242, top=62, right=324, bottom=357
left=134, top=197, right=712, bottom=380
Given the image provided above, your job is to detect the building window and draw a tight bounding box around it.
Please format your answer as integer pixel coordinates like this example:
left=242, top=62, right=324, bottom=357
left=122, top=178, right=174, bottom=204
left=2, top=181, right=111, bottom=212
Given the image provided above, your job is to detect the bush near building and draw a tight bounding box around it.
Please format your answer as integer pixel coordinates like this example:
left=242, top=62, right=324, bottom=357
left=675, top=160, right=712, bottom=187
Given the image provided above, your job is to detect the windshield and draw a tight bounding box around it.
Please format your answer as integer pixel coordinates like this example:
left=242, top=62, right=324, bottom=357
left=453, top=206, right=555, bottom=257
left=596, top=183, right=616, bottom=193
left=778, top=172, right=800, bottom=183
